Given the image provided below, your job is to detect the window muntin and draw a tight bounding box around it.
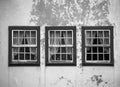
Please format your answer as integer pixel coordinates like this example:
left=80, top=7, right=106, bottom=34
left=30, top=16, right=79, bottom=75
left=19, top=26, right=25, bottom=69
left=46, top=26, right=76, bottom=66
left=9, top=26, right=40, bottom=66
left=82, top=26, right=114, bottom=66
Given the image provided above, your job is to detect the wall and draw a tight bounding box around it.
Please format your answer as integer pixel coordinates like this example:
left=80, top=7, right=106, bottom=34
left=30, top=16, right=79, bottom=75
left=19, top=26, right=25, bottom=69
left=0, top=0, right=120, bottom=87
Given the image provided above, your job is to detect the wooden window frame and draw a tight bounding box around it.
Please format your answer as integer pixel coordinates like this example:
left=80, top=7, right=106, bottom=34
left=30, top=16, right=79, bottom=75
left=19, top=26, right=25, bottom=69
left=8, top=26, right=40, bottom=66
left=82, top=26, right=114, bottom=66
left=45, top=26, right=76, bottom=66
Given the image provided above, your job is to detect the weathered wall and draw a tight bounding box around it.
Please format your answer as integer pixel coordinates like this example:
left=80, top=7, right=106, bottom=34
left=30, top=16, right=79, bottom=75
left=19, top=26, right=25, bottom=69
left=0, top=0, right=120, bottom=87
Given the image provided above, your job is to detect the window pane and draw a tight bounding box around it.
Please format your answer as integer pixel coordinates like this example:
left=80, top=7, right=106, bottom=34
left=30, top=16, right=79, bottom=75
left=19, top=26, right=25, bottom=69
left=92, top=31, right=97, bottom=37
left=99, top=54, right=103, bottom=60
left=61, top=38, right=66, bottom=45
left=86, top=54, right=91, bottom=60
left=50, top=47, right=54, bottom=54
left=104, top=38, right=109, bottom=44
left=25, top=31, right=30, bottom=37
left=67, top=54, right=72, bottom=60
left=104, top=47, right=109, bottom=53
left=98, top=31, right=103, bottom=37
left=86, top=47, right=91, bottom=53
left=61, top=47, right=66, bottom=53
left=13, top=38, right=18, bottom=45
left=55, top=47, right=60, bottom=53
left=66, top=47, right=72, bottom=53
left=98, top=38, right=103, bottom=44
left=104, top=54, right=109, bottom=60
left=25, top=47, right=30, bottom=52
left=56, top=54, right=60, bottom=60
left=86, top=31, right=91, bottom=37
left=92, top=38, right=97, bottom=44
left=19, top=38, right=24, bottom=45
left=50, top=38, right=55, bottom=45
left=93, top=47, right=97, bottom=53
left=24, top=38, right=30, bottom=45
left=13, top=31, right=18, bottom=37
left=50, top=54, right=55, bottom=61
left=67, top=38, right=72, bottom=45
left=61, top=31, right=66, bottom=37
left=13, top=53, right=18, bottom=60
left=62, top=54, right=66, bottom=60
left=31, top=38, right=36, bottom=44
left=93, top=54, right=97, bottom=60
left=67, top=31, right=72, bottom=37
left=19, top=47, right=24, bottom=52
left=104, top=31, right=109, bottom=37
left=31, top=48, right=37, bottom=60
left=86, top=38, right=91, bottom=45
left=25, top=54, right=30, bottom=60
left=19, top=31, right=24, bottom=37
left=56, top=38, right=61, bottom=45
left=19, top=53, right=24, bottom=60
left=98, top=47, right=103, bottom=53
left=31, top=31, right=36, bottom=37
left=12, top=47, right=18, bottom=53
left=56, top=31, right=60, bottom=37
left=50, top=31, right=55, bottom=37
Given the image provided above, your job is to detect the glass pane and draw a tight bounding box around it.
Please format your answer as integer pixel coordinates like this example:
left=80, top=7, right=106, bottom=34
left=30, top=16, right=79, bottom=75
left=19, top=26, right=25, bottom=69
left=62, top=54, right=66, bottom=60
left=98, top=31, right=103, bottom=37
left=99, top=54, right=103, bottom=60
left=19, top=38, right=24, bottom=45
left=56, top=31, right=60, bottom=37
left=50, top=47, right=54, bottom=54
left=24, top=38, right=30, bottom=45
left=98, top=47, right=103, bottom=53
left=13, top=38, right=18, bottom=45
left=13, top=31, right=18, bottom=37
left=104, top=31, right=109, bottom=37
left=104, top=47, right=109, bottom=53
left=104, top=38, right=109, bottom=44
left=19, top=53, right=24, bottom=60
left=56, top=38, right=61, bottom=45
left=67, top=54, right=72, bottom=60
left=19, top=47, right=24, bottom=52
left=50, top=31, right=55, bottom=37
left=13, top=53, right=18, bottom=60
left=55, top=47, right=60, bottom=53
left=61, top=31, right=66, bottom=37
left=61, top=47, right=66, bottom=53
left=25, top=54, right=30, bottom=60
left=67, top=31, right=72, bottom=37
left=31, top=48, right=37, bottom=60
left=92, top=38, right=97, bottom=44
left=61, top=38, right=66, bottom=45
left=93, top=54, right=97, bottom=60
left=86, top=31, right=91, bottom=37
left=104, top=54, right=109, bottom=60
left=67, top=38, right=72, bottom=45
left=25, top=47, right=30, bottom=52
left=19, top=31, right=24, bottom=37
left=56, top=54, right=60, bottom=60
left=86, top=47, right=91, bottom=53
left=92, top=31, right=97, bottom=37
left=93, top=47, right=97, bottom=53
left=87, top=54, right=91, bottom=60
left=31, top=38, right=36, bottom=44
left=86, top=38, right=91, bottom=45
left=25, top=31, right=30, bottom=37
left=66, top=47, right=72, bottom=53
left=50, top=54, right=55, bottom=61
left=50, top=38, right=55, bottom=45
left=31, top=31, right=36, bottom=37
left=98, top=38, right=103, bottom=44
left=12, top=47, right=18, bottom=53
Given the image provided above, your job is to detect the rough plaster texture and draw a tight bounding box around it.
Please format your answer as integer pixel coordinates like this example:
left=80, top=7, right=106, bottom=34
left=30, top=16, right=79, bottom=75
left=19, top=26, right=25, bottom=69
left=0, top=0, right=120, bottom=87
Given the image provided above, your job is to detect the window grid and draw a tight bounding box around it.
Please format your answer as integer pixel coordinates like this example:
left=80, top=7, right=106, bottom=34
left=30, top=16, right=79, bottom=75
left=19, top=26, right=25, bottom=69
left=85, top=30, right=111, bottom=63
left=48, top=30, right=74, bottom=63
left=12, top=30, right=37, bottom=62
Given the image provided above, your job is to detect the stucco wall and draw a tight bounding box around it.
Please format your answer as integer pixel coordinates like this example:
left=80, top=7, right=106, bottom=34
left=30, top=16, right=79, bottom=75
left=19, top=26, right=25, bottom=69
left=0, top=0, right=120, bottom=87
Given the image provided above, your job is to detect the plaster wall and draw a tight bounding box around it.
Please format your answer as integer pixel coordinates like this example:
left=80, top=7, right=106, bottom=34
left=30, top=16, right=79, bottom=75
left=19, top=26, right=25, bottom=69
left=0, top=0, right=120, bottom=87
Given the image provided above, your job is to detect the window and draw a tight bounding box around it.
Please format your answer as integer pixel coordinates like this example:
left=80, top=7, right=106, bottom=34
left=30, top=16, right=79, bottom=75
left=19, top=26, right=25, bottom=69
left=9, top=26, right=40, bottom=66
left=45, top=26, right=76, bottom=66
left=82, top=26, right=114, bottom=66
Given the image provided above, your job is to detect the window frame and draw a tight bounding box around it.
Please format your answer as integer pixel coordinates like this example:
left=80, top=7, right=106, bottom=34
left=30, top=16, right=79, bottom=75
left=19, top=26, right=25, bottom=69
left=45, top=26, right=76, bottom=66
left=82, top=26, right=114, bottom=66
left=8, top=26, right=40, bottom=66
